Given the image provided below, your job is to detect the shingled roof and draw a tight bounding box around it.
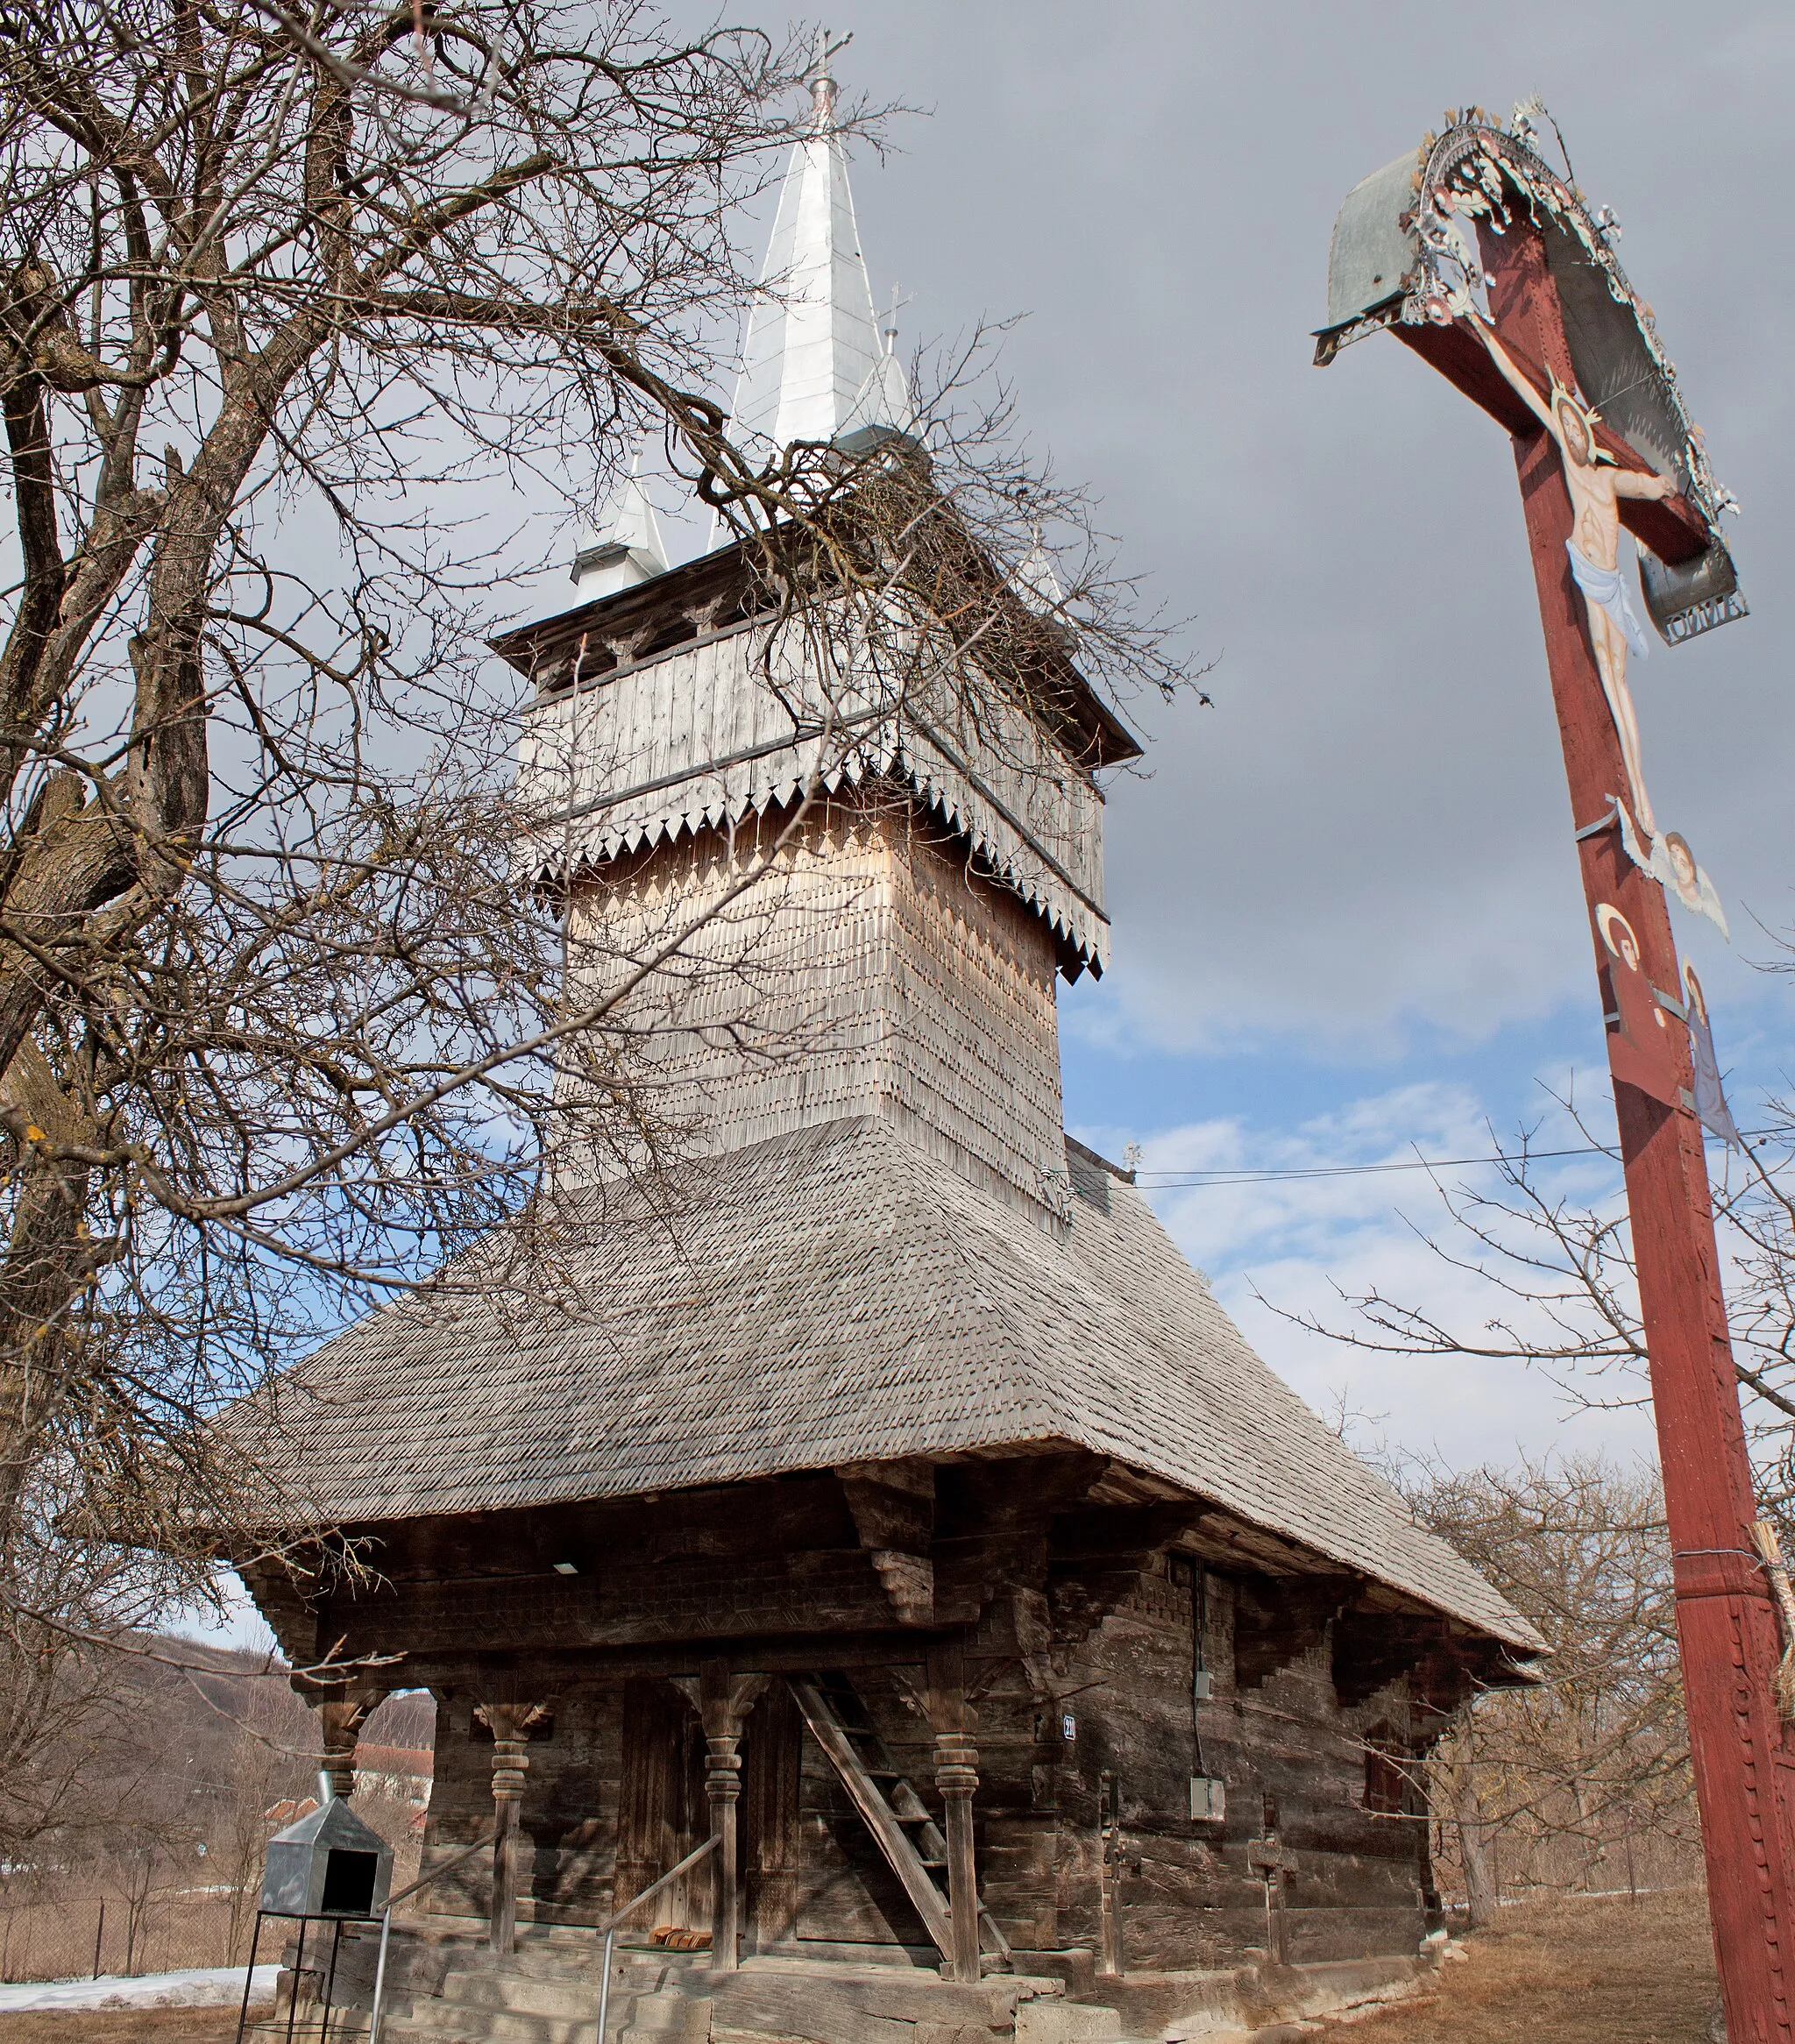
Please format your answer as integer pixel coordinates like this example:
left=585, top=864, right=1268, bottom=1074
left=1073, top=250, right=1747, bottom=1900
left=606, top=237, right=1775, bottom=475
left=247, top=1117, right=1538, bottom=1654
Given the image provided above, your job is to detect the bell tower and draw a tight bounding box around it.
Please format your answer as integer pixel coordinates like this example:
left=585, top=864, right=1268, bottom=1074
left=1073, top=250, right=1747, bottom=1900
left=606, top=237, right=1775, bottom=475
left=497, top=40, right=1139, bottom=1224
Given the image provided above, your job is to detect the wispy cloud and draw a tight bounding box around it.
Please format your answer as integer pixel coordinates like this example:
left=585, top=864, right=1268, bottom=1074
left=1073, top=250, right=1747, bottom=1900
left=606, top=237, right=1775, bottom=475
left=1075, top=1081, right=1659, bottom=1471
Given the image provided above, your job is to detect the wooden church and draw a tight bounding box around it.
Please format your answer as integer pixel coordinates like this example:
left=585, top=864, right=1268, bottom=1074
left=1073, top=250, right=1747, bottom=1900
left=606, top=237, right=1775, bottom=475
left=241, top=45, right=1538, bottom=2044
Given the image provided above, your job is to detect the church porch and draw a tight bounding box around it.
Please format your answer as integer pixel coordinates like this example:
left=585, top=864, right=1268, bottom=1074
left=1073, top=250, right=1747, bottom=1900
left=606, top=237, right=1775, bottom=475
left=251, top=1453, right=1503, bottom=1998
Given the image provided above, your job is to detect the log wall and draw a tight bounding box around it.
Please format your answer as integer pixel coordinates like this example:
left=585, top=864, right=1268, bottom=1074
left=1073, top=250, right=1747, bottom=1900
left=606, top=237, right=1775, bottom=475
left=295, top=1466, right=1452, bottom=1970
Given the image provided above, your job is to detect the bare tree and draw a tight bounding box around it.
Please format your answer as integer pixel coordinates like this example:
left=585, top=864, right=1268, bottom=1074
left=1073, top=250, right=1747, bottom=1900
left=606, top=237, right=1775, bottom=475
left=209, top=1680, right=317, bottom=1961
left=1281, top=1084, right=1792, bottom=1907
left=1394, top=1457, right=1699, bottom=1913
left=1277, top=1076, right=1795, bottom=1494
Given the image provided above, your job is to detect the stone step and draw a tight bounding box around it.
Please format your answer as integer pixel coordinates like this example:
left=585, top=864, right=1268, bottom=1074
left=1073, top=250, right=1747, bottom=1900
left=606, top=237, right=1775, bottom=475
left=385, top=2000, right=595, bottom=2044
left=383, top=1984, right=712, bottom=2044
left=439, top=1973, right=603, bottom=2019
left=481, top=1950, right=605, bottom=1984
left=498, top=1947, right=686, bottom=1989
left=1013, top=2001, right=1126, bottom=2044
left=617, top=1996, right=712, bottom=2042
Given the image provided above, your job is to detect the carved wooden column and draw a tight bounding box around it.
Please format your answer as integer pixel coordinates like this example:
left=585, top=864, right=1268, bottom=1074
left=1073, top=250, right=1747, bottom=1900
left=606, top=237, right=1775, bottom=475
left=1247, top=1832, right=1296, bottom=1965
left=675, top=1669, right=768, bottom=1972
left=1097, top=1771, right=1124, bottom=1978
left=926, top=1644, right=981, bottom=1984
left=294, top=1680, right=379, bottom=1800
left=476, top=1703, right=546, bottom=1955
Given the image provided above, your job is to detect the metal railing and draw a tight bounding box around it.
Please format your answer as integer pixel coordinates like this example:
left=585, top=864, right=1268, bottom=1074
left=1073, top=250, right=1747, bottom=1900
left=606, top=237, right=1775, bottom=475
left=364, top=1834, right=497, bottom=2044
left=592, top=1835, right=720, bottom=2044
left=361, top=1828, right=718, bottom=2044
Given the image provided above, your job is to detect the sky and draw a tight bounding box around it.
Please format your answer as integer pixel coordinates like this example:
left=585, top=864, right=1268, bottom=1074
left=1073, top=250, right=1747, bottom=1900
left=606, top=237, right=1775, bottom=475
left=628, top=0, right=1794, bottom=1474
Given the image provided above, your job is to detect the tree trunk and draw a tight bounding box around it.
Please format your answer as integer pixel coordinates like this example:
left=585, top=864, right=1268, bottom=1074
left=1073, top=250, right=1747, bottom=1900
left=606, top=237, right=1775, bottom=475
left=1451, top=1767, right=1498, bottom=1930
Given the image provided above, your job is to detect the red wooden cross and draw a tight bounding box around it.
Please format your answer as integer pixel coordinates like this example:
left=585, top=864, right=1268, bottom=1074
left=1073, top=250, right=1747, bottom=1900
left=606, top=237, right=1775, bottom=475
left=1387, top=229, right=1795, bottom=2044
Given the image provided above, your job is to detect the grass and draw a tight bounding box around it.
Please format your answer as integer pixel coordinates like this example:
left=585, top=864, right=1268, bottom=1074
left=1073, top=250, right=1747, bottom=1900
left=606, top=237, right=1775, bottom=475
left=1330, top=1888, right=1718, bottom=2044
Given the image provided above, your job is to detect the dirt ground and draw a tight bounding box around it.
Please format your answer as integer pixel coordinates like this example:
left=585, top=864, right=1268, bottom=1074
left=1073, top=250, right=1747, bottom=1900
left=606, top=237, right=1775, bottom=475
left=1329, top=1888, right=1718, bottom=2044
left=0, top=2014, right=241, bottom=2044
left=0, top=1891, right=1721, bottom=2043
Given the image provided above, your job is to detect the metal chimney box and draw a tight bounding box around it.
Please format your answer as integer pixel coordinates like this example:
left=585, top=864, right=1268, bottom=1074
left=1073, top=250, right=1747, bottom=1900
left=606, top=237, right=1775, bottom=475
left=259, top=1797, right=393, bottom=1919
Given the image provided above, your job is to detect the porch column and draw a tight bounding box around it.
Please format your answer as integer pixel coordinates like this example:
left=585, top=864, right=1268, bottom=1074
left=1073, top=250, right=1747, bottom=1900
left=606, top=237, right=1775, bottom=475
left=476, top=1702, right=547, bottom=1955
left=294, top=1680, right=378, bottom=1801
left=927, top=1645, right=982, bottom=1984
left=686, top=1669, right=769, bottom=1973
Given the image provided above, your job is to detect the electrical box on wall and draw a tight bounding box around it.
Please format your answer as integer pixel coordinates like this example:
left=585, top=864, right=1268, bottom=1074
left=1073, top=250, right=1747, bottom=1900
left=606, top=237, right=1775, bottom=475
left=1192, top=1671, right=1215, bottom=1701
left=1190, top=1776, right=1226, bottom=1822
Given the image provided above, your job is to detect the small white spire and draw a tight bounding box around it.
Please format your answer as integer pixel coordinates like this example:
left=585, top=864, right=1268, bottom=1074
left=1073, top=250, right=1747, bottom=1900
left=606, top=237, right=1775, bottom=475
left=841, top=282, right=914, bottom=444
left=1014, top=522, right=1066, bottom=616
left=728, top=32, right=913, bottom=455
left=571, top=451, right=668, bottom=598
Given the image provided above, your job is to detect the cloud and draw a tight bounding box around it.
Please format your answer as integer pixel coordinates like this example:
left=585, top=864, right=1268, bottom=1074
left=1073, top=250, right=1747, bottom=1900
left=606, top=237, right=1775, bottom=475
left=1075, top=1080, right=1660, bottom=1471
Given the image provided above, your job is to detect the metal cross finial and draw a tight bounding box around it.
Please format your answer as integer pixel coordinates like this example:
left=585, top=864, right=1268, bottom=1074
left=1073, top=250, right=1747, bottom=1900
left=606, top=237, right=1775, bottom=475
left=881, top=283, right=914, bottom=357
left=808, top=27, right=852, bottom=125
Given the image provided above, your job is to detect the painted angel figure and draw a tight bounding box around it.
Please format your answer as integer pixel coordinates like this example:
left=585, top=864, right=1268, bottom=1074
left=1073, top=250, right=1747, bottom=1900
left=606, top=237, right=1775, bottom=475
left=1470, top=312, right=1681, bottom=834
left=1683, top=963, right=1742, bottom=1150
left=1614, top=798, right=1730, bottom=940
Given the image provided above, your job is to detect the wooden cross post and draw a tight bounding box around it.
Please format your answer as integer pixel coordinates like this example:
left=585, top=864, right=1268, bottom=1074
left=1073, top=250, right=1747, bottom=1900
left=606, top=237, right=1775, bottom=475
left=1247, top=1834, right=1296, bottom=1967
left=1388, top=227, right=1795, bottom=2044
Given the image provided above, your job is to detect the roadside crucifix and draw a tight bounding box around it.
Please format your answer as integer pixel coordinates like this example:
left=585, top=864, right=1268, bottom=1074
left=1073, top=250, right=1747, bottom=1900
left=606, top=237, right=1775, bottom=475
left=1315, top=108, right=1781, bottom=2041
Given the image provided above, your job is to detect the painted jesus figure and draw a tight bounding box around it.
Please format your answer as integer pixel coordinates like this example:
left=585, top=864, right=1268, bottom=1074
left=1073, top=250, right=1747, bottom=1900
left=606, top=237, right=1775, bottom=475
left=1471, top=312, right=1681, bottom=834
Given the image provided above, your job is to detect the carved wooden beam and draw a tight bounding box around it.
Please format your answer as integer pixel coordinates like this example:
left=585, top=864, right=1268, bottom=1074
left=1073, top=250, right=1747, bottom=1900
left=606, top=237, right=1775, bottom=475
left=838, top=1460, right=935, bottom=1626
left=290, top=1676, right=383, bottom=1799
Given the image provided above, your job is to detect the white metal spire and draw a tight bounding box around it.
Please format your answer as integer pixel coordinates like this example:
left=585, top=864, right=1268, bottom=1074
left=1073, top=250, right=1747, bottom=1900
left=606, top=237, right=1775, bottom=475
left=1014, top=525, right=1067, bottom=617
left=728, top=32, right=912, bottom=454
left=571, top=452, right=668, bottom=598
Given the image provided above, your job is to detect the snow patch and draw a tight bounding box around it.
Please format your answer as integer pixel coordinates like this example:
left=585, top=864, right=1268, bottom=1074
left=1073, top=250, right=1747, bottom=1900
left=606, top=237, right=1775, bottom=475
left=0, top=1963, right=280, bottom=2012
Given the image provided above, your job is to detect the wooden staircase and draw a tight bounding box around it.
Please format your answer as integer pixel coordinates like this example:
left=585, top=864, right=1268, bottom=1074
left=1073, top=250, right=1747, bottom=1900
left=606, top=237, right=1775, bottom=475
left=787, top=1673, right=1011, bottom=1973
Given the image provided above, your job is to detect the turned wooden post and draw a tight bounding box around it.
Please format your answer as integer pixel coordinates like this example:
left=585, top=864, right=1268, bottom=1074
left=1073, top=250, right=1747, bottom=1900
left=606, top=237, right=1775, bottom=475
left=477, top=1703, right=546, bottom=1955
left=294, top=1681, right=378, bottom=1801
left=926, top=1644, right=981, bottom=1984
left=682, top=1668, right=768, bottom=1972
left=705, top=1731, right=743, bottom=1968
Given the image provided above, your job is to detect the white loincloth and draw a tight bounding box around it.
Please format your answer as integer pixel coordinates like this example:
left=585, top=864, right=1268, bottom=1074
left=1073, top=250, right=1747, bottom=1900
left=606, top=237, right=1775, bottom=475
left=1565, top=541, right=1650, bottom=658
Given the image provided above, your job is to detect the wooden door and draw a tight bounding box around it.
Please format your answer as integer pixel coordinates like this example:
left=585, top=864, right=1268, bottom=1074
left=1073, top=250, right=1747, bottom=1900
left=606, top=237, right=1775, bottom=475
left=614, top=1679, right=710, bottom=1930
left=741, top=1678, right=805, bottom=1949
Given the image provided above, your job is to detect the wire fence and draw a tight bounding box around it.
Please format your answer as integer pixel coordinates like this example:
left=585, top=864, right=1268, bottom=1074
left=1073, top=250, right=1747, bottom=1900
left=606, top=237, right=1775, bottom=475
left=2, top=1833, right=425, bottom=1985
left=0, top=1891, right=249, bottom=1984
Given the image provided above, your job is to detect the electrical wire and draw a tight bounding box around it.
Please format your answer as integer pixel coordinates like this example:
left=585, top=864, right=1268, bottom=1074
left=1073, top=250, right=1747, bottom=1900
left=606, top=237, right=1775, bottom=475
left=1132, top=1129, right=1782, bottom=1189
